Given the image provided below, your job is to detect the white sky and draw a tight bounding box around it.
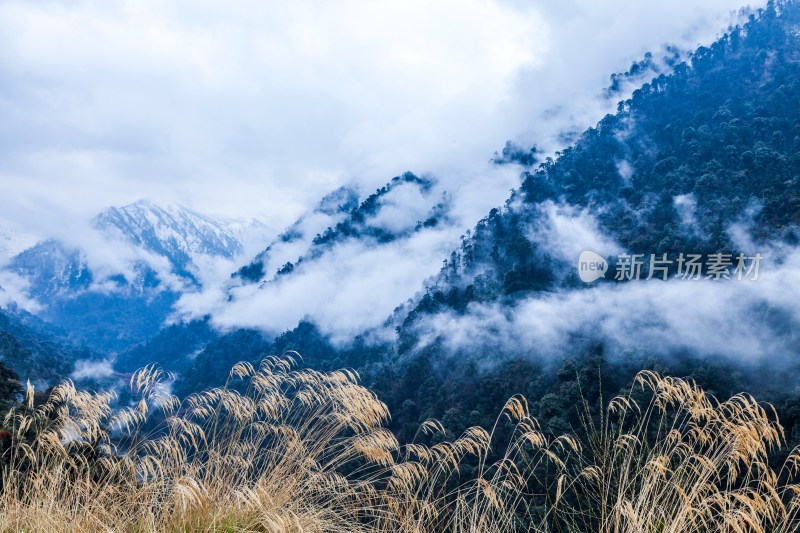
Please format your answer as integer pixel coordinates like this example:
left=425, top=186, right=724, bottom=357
left=0, top=0, right=763, bottom=240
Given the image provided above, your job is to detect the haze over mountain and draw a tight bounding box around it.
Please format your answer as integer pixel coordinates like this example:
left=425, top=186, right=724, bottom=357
left=7, top=3, right=800, bottom=531
left=0, top=1, right=759, bottom=368
left=174, top=170, right=524, bottom=339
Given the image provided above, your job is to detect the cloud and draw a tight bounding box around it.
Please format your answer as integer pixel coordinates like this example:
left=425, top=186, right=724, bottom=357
left=208, top=232, right=457, bottom=341
left=71, top=359, right=116, bottom=380
left=55, top=223, right=192, bottom=295
left=0, top=270, right=42, bottom=312
left=0, top=228, right=40, bottom=261
left=406, top=200, right=795, bottom=368
left=367, top=182, right=436, bottom=234
left=506, top=0, right=762, bottom=154
left=0, top=0, right=762, bottom=242
left=0, top=0, right=544, bottom=236
left=174, top=164, right=523, bottom=341
left=411, top=241, right=800, bottom=369
left=527, top=201, right=623, bottom=264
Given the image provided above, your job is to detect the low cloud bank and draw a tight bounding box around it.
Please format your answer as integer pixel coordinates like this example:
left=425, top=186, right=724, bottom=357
left=71, top=359, right=116, bottom=380
left=174, top=165, right=523, bottom=342
left=411, top=243, right=800, bottom=372
left=0, top=270, right=41, bottom=312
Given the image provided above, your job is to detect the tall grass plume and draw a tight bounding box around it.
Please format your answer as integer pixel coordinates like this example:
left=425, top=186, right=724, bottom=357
left=1, top=356, right=799, bottom=532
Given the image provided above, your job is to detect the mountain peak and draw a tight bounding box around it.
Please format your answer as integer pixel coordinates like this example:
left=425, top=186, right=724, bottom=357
left=93, top=200, right=259, bottom=272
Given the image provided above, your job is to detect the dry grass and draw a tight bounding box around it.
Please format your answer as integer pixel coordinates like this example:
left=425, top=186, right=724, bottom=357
left=1, top=356, right=799, bottom=532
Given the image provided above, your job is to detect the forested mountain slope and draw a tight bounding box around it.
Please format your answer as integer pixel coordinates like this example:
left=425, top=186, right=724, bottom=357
left=108, top=0, right=800, bottom=447
left=0, top=308, right=96, bottom=385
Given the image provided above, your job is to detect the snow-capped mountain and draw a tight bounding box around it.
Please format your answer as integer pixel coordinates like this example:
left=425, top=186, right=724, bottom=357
left=1, top=201, right=267, bottom=352
left=93, top=200, right=265, bottom=274
left=9, top=239, right=91, bottom=298
left=8, top=201, right=265, bottom=296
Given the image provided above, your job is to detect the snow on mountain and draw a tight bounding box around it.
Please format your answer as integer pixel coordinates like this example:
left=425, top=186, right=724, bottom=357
left=0, top=229, right=40, bottom=261
left=10, top=239, right=92, bottom=298
left=5, top=200, right=265, bottom=298
left=0, top=201, right=268, bottom=352
left=93, top=200, right=265, bottom=274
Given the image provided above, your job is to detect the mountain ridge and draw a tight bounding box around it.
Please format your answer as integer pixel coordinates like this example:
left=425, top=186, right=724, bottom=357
left=1, top=201, right=265, bottom=352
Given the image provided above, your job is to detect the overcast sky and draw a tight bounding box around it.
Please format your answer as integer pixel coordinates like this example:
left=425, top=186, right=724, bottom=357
left=0, top=0, right=763, bottom=241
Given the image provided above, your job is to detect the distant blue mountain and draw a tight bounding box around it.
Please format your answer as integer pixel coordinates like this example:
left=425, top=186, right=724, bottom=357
left=2, top=201, right=263, bottom=352
left=10, top=239, right=93, bottom=297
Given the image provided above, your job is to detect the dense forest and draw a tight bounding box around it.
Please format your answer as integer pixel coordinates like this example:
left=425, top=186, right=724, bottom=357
left=0, top=309, right=95, bottom=385
left=109, top=0, right=800, bottom=458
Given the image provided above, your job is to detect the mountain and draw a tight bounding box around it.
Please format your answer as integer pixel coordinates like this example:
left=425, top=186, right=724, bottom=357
left=94, top=200, right=262, bottom=277
left=376, top=0, right=800, bottom=435
left=0, top=307, right=97, bottom=386
left=114, top=318, right=219, bottom=375
left=9, top=239, right=93, bottom=298
left=2, top=201, right=264, bottom=352
left=234, top=173, right=447, bottom=287
left=117, top=174, right=450, bottom=376
left=144, top=1, right=800, bottom=445
left=12, top=0, right=798, bottom=453
left=233, top=185, right=360, bottom=284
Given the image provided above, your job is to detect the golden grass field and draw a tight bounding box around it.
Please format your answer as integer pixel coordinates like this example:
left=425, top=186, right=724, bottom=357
left=1, top=354, right=799, bottom=532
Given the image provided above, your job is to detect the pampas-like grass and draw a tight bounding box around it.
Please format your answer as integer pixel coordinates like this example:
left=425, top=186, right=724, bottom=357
left=1, top=356, right=798, bottom=532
